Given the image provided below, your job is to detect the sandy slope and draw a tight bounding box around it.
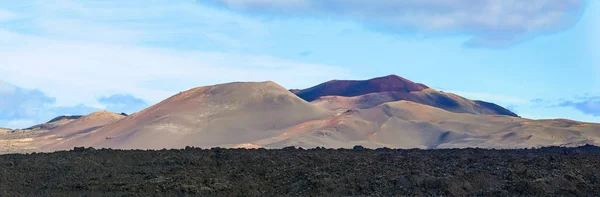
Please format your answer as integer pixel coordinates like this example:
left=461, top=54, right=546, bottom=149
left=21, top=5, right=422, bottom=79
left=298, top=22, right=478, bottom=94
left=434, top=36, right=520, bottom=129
left=0, top=111, right=124, bottom=154
left=42, top=111, right=125, bottom=139
left=31, top=116, right=83, bottom=130
left=49, top=81, right=332, bottom=150
left=311, top=89, right=518, bottom=117
left=252, top=101, right=600, bottom=149
left=0, top=116, right=80, bottom=154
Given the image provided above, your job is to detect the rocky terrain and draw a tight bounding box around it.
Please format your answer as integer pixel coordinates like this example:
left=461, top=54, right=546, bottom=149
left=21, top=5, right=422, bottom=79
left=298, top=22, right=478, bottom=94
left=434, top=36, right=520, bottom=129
left=1, top=145, right=599, bottom=196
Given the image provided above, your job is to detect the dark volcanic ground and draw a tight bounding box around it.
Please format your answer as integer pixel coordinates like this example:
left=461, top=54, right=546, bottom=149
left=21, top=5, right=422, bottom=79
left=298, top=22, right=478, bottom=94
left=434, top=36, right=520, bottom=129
left=1, top=146, right=600, bottom=197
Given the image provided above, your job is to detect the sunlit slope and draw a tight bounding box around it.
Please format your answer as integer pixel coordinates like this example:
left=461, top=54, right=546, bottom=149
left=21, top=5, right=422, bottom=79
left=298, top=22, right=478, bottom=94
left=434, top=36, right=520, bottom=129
left=50, top=81, right=332, bottom=150
left=251, top=101, right=600, bottom=149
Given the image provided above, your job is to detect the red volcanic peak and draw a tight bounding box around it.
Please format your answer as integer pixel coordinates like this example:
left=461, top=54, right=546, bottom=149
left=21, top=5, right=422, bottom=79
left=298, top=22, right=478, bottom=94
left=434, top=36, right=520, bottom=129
left=295, top=75, right=428, bottom=102
left=367, top=75, right=429, bottom=92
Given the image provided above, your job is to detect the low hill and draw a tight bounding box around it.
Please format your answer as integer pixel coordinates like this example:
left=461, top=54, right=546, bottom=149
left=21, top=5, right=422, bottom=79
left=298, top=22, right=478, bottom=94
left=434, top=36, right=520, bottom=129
left=42, top=111, right=125, bottom=139
left=1, top=111, right=124, bottom=154
left=23, top=115, right=83, bottom=131
left=248, top=100, right=599, bottom=149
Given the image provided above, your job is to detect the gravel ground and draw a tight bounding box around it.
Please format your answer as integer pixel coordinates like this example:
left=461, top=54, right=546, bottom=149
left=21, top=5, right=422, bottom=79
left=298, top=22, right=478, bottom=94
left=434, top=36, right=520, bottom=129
left=1, top=145, right=599, bottom=197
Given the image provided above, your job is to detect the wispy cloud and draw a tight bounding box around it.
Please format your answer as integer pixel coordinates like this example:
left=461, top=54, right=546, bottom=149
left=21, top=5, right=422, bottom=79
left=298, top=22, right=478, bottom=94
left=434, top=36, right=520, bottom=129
left=207, top=0, right=585, bottom=47
left=525, top=94, right=600, bottom=117
left=0, top=80, right=162, bottom=128
left=4, top=0, right=266, bottom=46
left=558, top=96, right=600, bottom=116
left=98, top=94, right=147, bottom=114
left=0, top=0, right=353, bottom=127
left=0, top=37, right=351, bottom=106
left=0, top=10, right=16, bottom=22
left=0, top=81, right=98, bottom=129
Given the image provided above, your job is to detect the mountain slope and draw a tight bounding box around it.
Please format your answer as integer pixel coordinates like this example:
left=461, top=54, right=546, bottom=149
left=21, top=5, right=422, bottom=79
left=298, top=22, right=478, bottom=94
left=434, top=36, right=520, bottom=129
left=23, top=115, right=83, bottom=131
left=250, top=100, right=600, bottom=149
left=42, top=111, right=125, bottom=139
left=311, top=89, right=518, bottom=117
left=295, top=75, right=518, bottom=117
left=2, top=111, right=124, bottom=154
left=49, top=81, right=333, bottom=150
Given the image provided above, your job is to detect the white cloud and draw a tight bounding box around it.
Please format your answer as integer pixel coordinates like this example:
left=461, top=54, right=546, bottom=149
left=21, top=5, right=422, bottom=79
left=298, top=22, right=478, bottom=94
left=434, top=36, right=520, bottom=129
left=0, top=0, right=353, bottom=109
left=2, top=0, right=267, bottom=46
left=0, top=80, right=17, bottom=94
left=98, top=94, right=147, bottom=114
left=0, top=80, right=101, bottom=129
left=216, top=0, right=308, bottom=10
left=6, top=120, right=36, bottom=129
left=0, top=32, right=351, bottom=107
left=208, top=0, right=585, bottom=47
left=0, top=10, right=16, bottom=22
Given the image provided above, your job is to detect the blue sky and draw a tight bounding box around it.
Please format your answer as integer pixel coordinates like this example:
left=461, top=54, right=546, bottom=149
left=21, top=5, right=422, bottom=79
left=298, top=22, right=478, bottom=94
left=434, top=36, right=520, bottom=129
left=0, top=0, right=598, bottom=128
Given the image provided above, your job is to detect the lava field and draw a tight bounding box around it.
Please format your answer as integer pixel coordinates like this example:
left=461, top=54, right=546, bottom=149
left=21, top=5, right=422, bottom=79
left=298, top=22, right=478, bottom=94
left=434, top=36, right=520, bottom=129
left=1, top=145, right=599, bottom=196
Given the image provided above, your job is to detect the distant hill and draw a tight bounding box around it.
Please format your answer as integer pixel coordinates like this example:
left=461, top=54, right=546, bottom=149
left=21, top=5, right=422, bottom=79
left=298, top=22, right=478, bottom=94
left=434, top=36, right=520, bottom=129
left=294, top=75, right=428, bottom=101
left=293, top=75, right=518, bottom=117
left=247, top=100, right=599, bottom=149
left=23, top=115, right=83, bottom=131
left=1, top=111, right=124, bottom=154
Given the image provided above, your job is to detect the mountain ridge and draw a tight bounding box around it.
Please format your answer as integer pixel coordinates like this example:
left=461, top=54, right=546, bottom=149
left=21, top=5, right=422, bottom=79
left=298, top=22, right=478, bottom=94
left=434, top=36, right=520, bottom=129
left=1, top=75, right=597, bottom=154
left=294, top=75, right=519, bottom=117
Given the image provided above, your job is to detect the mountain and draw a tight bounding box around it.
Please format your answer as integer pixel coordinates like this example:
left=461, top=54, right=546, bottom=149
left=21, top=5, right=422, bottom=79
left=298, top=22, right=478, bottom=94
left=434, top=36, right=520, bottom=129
left=50, top=81, right=332, bottom=150
left=45, top=80, right=599, bottom=151
left=24, top=115, right=83, bottom=131
left=294, top=75, right=518, bottom=117
left=3, top=77, right=599, bottom=153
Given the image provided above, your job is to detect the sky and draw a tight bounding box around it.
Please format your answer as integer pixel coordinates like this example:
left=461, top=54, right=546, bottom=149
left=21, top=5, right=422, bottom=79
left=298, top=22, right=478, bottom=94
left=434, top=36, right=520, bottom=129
left=0, top=0, right=598, bottom=129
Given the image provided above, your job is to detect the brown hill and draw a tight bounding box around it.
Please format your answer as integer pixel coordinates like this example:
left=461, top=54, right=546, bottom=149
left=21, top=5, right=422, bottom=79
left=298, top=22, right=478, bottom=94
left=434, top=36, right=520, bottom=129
left=294, top=75, right=518, bottom=117
left=23, top=115, right=83, bottom=131
left=1, top=111, right=124, bottom=154
left=48, top=82, right=332, bottom=151
left=248, top=100, right=600, bottom=149
left=42, top=111, right=125, bottom=139
left=294, top=75, right=428, bottom=101
left=311, top=89, right=517, bottom=117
